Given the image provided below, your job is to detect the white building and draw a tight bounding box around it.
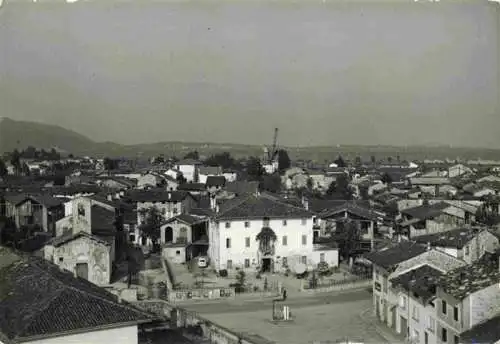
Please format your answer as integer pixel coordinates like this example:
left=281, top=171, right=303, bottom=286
left=208, top=193, right=320, bottom=272
left=174, top=159, right=202, bottom=182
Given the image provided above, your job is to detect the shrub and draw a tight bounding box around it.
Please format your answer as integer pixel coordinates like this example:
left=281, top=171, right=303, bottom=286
left=219, top=269, right=228, bottom=277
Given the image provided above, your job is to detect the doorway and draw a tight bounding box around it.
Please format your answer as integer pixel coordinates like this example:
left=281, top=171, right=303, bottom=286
left=164, top=226, right=173, bottom=243
left=75, top=263, right=89, bottom=280
left=261, top=258, right=272, bottom=272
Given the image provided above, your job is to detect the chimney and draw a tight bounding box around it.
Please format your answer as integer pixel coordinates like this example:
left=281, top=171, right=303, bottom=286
left=107, top=194, right=113, bottom=201
left=119, top=190, right=125, bottom=197
left=168, top=193, right=171, bottom=200
left=302, top=196, right=309, bottom=211
left=427, top=242, right=431, bottom=251
left=215, top=204, right=220, bottom=213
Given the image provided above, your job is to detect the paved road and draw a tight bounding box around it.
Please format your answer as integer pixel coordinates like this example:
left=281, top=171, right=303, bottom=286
left=180, top=289, right=372, bottom=314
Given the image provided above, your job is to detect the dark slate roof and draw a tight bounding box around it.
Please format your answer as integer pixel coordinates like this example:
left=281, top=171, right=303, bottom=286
left=198, top=166, right=222, bottom=175
left=215, top=193, right=314, bottom=221
left=0, top=248, right=154, bottom=342
left=47, top=231, right=111, bottom=248
left=460, top=313, right=500, bottom=344
left=224, top=181, right=259, bottom=195
left=413, top=227, right=480, bottom=249
left=176, top=159, right=202, bottom=166
left=438, top=252, right=500, bottom=300
left=364, top=241, right=428, bottom=270
left=400, top=202, right=450, bottom=220
left=91, top=205, right=117, bottom=234
left=49, top=184, right=102, bottom=196
left=319, top=202, right=383, bottom=221
left=125, top=189, right=190, bottom=203
left=17, top=195, right=64, bottom=208
left=177, top=183, right=207, bottom=191
left=390, top=265, right=443, bottom=302
left=192, top=194, right=211, bottom=209
left=205, top=176, right=226, bottom=188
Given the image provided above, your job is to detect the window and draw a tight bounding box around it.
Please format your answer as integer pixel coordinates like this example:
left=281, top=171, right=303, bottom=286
left=244, top=221, right=250, bottom=228
left=226, top=238, right=231, bottom=248
left=244, top=259, right=250, bottom=268
left=427, top=316, right=435, bottom=333
left=263, top=217, right=270, bottom=227
left=282, top=219, right=287, bottom=226
left=225, top=222, right=231, bottom=228
left=465, top=245, right=469, bottom=255
left=454, top=335, right=459, bottom=344
left=301, top=218, right=307, bottom=225
left=441, top=328, right=447, bottom=343
left=302, top=235, right=307, bottom=245
left=282, top=236, right=288, bottom=246
left=77, top=204, right=85, bottom=217
left=162, top=208, right=166, bottom=215
left=453, top=306, right=459, bottom=321
left=58, top=257, right=63, bottom=263
left=215, top=221, right=220, bottom=229
left=176, top=250, right=180, bottom=255
left=301, top=256, right=307, bottom=264
left=320, top=253, right=325, bottom=263
left=245, top=237, right=250, bottom=248
left=399, top=295, right=407, bottom=310
left=173, top=207, right=178, bottom=214
left=227, top=260, right=233, bottom=269
left=442, top=300, right=447, bottom=315
left=282, top=257, right=288, bottom=267
left=412, top=305, right=419, bottom=321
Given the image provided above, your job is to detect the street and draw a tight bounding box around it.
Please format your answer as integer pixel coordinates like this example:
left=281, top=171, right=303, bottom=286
left=177, top=289, right=387, bottom=344
left=180, top=289, right=373, bottom=314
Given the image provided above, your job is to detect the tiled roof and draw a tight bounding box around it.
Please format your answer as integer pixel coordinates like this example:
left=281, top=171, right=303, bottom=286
left=364, top=241, right=428, bottom=270
left=198, top=166, right=222, bottom=175
left=0, top=248, right=154, bottom=342
left=214, top=193, right=314, bottom=221
left=18, top=195, right=64, bottom=208
left=205, top=176, right=226, bottom=188
left=91, top=205, right=117, bottom=234
left=47, top=231, right=111, bottom=248
left=224, top=181, right=259, bottom=195
left=460, top=313, right=500, bottom=344
left=177, top=183, right=206, bottom=191
left=414, top=227, right=481, bottom=249
left=125, top=189, right=189, bottom=203
left=390, top=265, right=443, bottom=302
left=176, top=159, right=202, bottom=166
left=400, top=202, right=449, bottom=220
left=164, top=214, right=207, bottom=226
left=49, top=185, right=102, bottom=196
left=438, top=252, right=500, bottom=300
left=409, top=177, right=450, bottom=186
left=308, top=199, right=371, bottom=214
left=319, top=202, right=382, bottom=221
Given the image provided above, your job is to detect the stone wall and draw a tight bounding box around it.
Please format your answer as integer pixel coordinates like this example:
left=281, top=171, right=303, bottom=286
left=168, top=287, right=236, bottom=302
left=301, top=279, right=371, bottom=294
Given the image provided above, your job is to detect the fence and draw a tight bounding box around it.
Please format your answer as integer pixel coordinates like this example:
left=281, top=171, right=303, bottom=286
left=301, top=272, right=372, bottom=293
left=167, top=287, right=236, bottom=302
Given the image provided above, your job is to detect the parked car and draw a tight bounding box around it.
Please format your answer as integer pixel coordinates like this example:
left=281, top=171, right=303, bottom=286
left=197, top=256, right=209, bottom=268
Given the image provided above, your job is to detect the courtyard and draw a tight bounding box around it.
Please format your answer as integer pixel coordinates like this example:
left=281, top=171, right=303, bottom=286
left=181, top=289, right=389, bottom=344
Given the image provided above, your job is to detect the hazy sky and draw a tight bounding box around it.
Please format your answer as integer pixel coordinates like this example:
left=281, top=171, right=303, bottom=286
left=0, top=1, right=499, bottom=148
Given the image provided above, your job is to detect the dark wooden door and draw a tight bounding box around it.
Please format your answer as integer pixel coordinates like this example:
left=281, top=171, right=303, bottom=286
left=75, top=263, right=89, bottom=280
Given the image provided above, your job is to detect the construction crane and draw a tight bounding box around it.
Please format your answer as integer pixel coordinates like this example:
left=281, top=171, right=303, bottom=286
left=268, top=127, right=279, bottom=164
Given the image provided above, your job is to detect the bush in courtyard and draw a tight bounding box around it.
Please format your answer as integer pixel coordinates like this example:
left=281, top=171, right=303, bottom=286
left=263, top=277, right=268, bottom=291
left=219, top=269, right=228, bottom=277
left=317, top=262, right=330, bottom=276
left=309, top=271, right=319, bottom=289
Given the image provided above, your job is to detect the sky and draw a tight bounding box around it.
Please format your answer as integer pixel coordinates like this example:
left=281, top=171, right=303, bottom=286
left=0, top=1, right=499, bottom=148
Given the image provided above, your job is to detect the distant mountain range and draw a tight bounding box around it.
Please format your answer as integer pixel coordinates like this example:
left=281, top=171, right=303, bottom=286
left=1, top=117, right=500, bottom=162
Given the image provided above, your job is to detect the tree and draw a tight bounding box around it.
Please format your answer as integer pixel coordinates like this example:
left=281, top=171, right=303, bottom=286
left=21, top=163, right=30, bottom=176
left=23, top=146, right=37, bottom=159
left=138, top=207, right=163, bottom=248
left=10, top=149, right=21, bottom=176
left=184, top=151, right=199, bottom=160
left=259, top=173, right=282, bottom=193
left=475, top=202, right=500, bottom=226
left=246, top=156, right=265, bottom=181
left=277, top=149, right=291, bottom=173
left=126, top=245, right=144, bottom=288
left=335, top=174, right=353, bottom=199
left=370, top=155, right=376, bottom=165
left=103, top=157, right=118, bottom=172
left=0, top=159, right=7, bottom=178
left=354, top=156, right=362, bottom=167
left=381, top=172, right=393, bottom=185
left=306, top=177, right=314, bottom=191
left=113, top=208, right=127, bottom=262
left=359, top=183, right=369, bottom=200
left=256, top=226, right=277, bottom=256
left=334, top=220, right=361, bottom=262
left=387, top=156, right=393, bottom=163
left=204, top=152, right=235, bottom=170
left=176, top=172, right=187, bottom=184
left=334, top=155, right=346, bottom=168
left=49, top=148, right=60, bottom=160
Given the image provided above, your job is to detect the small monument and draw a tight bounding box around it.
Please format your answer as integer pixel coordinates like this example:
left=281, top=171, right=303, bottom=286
left=272, top=300, right=293, bottom=322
